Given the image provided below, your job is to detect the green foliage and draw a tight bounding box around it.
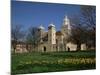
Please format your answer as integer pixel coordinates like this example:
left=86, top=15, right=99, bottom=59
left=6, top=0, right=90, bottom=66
left=11, top=50, right=96, bottom=74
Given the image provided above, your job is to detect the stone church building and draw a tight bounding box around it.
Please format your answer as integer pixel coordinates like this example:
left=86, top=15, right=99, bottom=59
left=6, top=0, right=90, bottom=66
left=35, top=15, right=86, bottom=52
left=14, top=15, right=86, bottom=53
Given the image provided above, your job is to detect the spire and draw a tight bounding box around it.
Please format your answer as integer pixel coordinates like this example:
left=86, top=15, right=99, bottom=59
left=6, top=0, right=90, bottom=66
left=63, top=15, right=70, bottom=26
left=64, top=15, right=68, bottom=21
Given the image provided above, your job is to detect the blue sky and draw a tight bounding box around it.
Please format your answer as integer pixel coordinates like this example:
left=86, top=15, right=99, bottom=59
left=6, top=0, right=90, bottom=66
left=11, top=1, right=81, bottom=31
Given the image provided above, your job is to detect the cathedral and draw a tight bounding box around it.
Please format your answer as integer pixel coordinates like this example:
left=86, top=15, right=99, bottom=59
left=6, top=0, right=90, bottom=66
left=36, top=15, right=86, bottom=52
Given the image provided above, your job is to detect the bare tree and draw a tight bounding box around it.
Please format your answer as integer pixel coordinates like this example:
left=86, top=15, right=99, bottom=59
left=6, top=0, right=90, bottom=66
left=69, top=24, right=88, bottom=51
left=26, top=26, right=40, bottom=51
left=80, top=5, right=96, bottom=48
left=68, top=5, right=96, bottom=50
left=11, top=25, right=25, bottom=53
left=80, top=5, right=96, bottom=29
left=68, top=14, right=89, bottom=51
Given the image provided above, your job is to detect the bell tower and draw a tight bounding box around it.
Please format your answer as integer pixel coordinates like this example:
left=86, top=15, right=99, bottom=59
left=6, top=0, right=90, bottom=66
left=48, top=23, right=56, bottom=44
left=61, top=15, right=71, bottom=37
left=38, top=25, right=45, bottom=43
left=48, top=23, right=56, bottom=52
left=61, top=15, right=71, bottom=51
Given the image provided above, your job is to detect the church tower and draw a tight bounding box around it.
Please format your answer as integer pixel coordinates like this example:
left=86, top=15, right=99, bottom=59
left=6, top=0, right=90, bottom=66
left=38, top=25, right=45, bottom=43
left=48, top=23, right=56, bottom=51
left=61, top=15, right=71, bottom=37
left=61, top=15, right=71, bottom=51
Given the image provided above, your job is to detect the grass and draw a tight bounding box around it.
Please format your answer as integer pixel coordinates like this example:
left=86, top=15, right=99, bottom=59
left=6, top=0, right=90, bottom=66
left=11, top=50, right=96, bottom=74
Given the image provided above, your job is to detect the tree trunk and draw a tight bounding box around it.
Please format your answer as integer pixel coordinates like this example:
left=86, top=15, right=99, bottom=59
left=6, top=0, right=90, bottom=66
left=13, top=43, right=16, bottom=53
left=77, top=43, right=81, bottom=51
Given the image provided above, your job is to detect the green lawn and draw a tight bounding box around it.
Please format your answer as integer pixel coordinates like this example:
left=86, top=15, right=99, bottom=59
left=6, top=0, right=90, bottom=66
left=11, top=50, right=96, bottom=74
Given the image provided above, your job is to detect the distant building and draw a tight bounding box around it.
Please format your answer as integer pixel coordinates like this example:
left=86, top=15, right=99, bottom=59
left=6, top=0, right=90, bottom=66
left=11, top=41, right=33, bottom=53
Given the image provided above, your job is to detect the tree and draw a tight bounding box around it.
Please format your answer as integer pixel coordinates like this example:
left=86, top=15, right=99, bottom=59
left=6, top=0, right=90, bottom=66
left=11, top=25, right=25, bottom=53
left=68, top=5, right=96, bottom=50
left=69, top=14, right=89, bottom=51
left=80, top=5, right=96, bottom=29
left=69, top=24, right=88, bottom=51
left=80, top=5, right=96, bottom=48
left=26, top=26, right=40, bottom=51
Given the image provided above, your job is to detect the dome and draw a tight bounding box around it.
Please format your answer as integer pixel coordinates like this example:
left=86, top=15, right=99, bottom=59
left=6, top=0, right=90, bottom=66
left=38, top=25, right=45, bottom=30
left=48, top=23, right=55, bottom=27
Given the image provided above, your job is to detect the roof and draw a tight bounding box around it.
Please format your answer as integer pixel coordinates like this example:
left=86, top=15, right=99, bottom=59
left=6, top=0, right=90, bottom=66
left=48, top=23, right=55, bottom=27
left=56, top=31, right=63, bottom=36
left=38, top=25, right=45, bottom=30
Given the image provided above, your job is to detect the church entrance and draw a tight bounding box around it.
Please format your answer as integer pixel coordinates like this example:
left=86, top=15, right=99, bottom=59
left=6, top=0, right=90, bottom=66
left=43, top=46, right=46, bottom=52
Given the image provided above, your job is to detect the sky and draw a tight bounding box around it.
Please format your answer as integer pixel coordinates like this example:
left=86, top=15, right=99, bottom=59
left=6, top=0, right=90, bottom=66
left=11, top=1, right=81, bottom=31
